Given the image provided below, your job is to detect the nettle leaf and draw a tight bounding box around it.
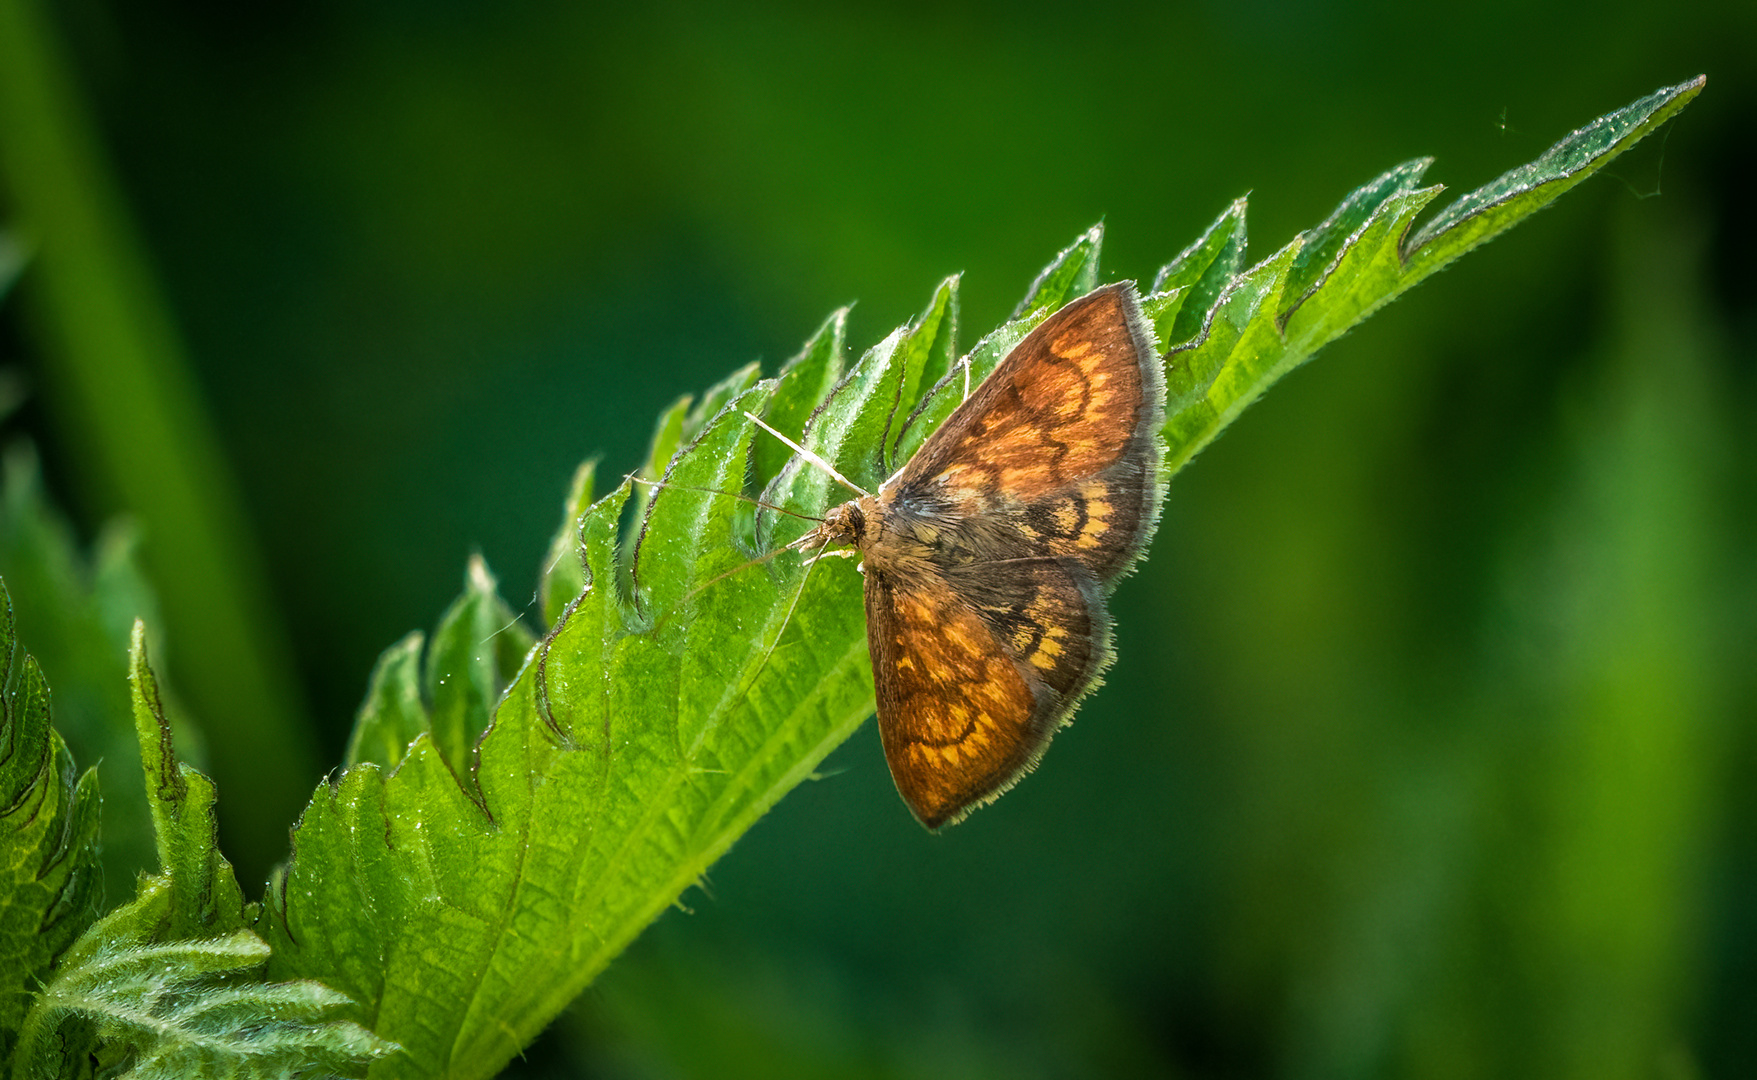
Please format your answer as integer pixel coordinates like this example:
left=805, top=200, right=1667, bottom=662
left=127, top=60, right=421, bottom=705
left=1014, top=222, right=1101, bottom=321
left=425, top=557, right=537, bottom=782
left=1150, top=196, right=1247, bottom=348
left=8, top=628, right=392, bottom=1079
left=1160, top=76, right=1702, bottom=478
left=255, top=80, right=1699, bottom=1080
left=538, top=459, right=597, bottom=629
left=14, top=928, right=389, bottom=1080
left=0, top=446, right=161, bottom=894
left=0, top=580, right=102, bottom=1064
left=751, top=309, right=847, bottom=495
left=344, top=631, right=427, bottom=772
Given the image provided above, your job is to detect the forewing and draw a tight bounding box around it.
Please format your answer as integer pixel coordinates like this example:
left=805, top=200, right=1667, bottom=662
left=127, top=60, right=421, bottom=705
left=865, top=556, right=1106, bottom=828
left=894, top=282, right=1164, bottom=584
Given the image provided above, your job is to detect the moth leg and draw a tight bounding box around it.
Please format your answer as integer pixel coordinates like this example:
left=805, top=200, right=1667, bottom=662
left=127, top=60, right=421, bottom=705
left=801, top=548, right=859, bottom=567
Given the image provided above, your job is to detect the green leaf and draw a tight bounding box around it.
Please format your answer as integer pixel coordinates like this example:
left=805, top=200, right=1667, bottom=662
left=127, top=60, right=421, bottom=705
left=254, top=79, right=1701, bottom=1080
left=760, top=320, right=904, bottom=535
left=623, top=362, right=765, bottom=563
left=264, top=383, right=876, bottom=1080
left=343, top=632, right=428, bottom=771
left=1281, top=157, right=1434, bottom=327
left=1151, top=196, right=1247, bottom=347
left=14, top=917, right=392, bottom=1080
left=0, top=445, right=161, bottom=888
left=1403, top=77, right=1704, bottom=271
left=424, top=556, right=535, bottom=780
left=623, top=391, right=692, bottom=567
left=884, top=275, right=960, bottom=469
left=768, top=275, right=960, bottom=495
left=10, top=630, right=392, bottom=1079
left=682, top=361, right=762, bottom=448
left=750, top=308, right=847, bottom=494
left=128, top=622, right=246, bottom=940
left=1012, top=222, right=1101, bottom=321
left=906, top=275, right=961, bottom=412
left=633, top=383, right=775, bottom=619
left=0, top=579, right=101, bottom=1063
left=539, top=459, right=597, bottom=628
left=1160, top=76, right=1702, bottom=478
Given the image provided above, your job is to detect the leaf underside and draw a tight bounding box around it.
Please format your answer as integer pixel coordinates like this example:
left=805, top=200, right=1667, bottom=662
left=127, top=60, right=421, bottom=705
left=252, top=78, right=1702, bottom=1080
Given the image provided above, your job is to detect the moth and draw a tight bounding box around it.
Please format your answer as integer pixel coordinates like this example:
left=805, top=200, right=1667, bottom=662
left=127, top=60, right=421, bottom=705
left=769, top=282, right=1165, bottom=828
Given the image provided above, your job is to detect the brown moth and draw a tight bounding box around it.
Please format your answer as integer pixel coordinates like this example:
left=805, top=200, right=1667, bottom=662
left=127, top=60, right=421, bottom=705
left=784, top=282, right=1165, bottom=828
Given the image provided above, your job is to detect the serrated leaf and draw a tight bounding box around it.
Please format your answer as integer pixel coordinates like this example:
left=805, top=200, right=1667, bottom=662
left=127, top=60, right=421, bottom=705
left=907, top=275, right=961, bottom=408
left=1160, top=78, right=1699, bottom=478
left=252, top=79, right=1701, bottom=1080
left=1403, top=77, right=1704, bottom=269
left=1012, top=222, right=1102, bottom=321
left=539, top=459, right=597, bottom=628
left=343, top=632, right=428, bottom=770
left=0, top=580, right=101, bottom=1062
left=11, top=628, right=389, bottom=1079
left=0, top=445, right=160, bottom=889
left=14, top=916, right=392, bottom=1080
left=634, top=382, right=775, bottom=618
left=751, top=308, right=847, bottom=494
left=129, top=623, right=246, bottom=940
left=774, top=276, right=958, bottom=495
left=1280, top=158, right=1433, bottom=327
left=883, top=276, right=961, bottom=469
left=424, top=556, right=535, bottom=780
left=1152, top=196, right=1247, bottom=347
left=263, top=372, right=877, bottom=1080
left=640, top=396, right=690, bottom=485
left=682, top=362, right=762, bottom=447
left=757, top=317, right=912, bottom=545
left=621, top=363, right=765, bottom=578
left=623, top=392, right=692, bottom=564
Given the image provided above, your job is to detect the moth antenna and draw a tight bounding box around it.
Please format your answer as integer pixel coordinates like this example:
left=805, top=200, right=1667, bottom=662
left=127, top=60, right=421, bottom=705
left=540, top=542, right=570, bottom=582
left=629, top=475, right=824, bottom=523
left=962, top=355, right=972, bottom=402
left=743, top=410, right=871, bottom=498
left=487, top=611, right=527, bottom=642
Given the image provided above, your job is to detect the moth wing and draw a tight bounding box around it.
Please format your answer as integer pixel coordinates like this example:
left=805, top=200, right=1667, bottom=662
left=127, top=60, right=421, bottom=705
left=865, top=555, right=1106, bottom=828
left=896, top=282, right=1164, bottom=584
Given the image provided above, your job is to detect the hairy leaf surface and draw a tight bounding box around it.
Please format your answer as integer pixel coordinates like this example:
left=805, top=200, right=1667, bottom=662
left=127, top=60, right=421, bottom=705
left=0, top=581, right=101, bottom=1064
left=8, top=628, right=389, bottom=1079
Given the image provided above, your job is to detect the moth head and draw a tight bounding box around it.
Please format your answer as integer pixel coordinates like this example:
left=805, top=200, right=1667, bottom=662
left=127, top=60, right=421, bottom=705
left=807, top=499, right=866, bottom=550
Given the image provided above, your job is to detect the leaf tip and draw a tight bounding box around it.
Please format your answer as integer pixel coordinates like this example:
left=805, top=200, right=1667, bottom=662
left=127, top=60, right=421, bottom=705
left=467, top=552, right=497, bottom=595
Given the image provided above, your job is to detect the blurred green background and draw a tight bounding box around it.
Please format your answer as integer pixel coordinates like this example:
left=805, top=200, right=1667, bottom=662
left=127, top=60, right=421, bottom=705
left=1, top=0, right=1752, bottom=1076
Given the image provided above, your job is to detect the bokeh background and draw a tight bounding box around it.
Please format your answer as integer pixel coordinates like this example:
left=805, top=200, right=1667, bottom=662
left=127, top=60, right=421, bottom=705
left=1, top=1, right=1752, bottom=1077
